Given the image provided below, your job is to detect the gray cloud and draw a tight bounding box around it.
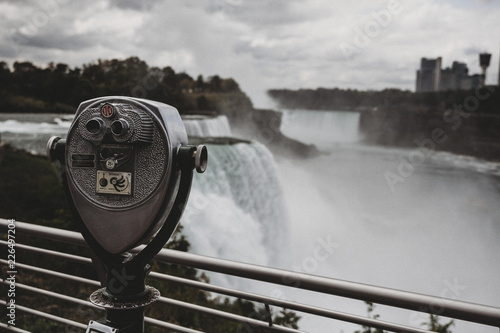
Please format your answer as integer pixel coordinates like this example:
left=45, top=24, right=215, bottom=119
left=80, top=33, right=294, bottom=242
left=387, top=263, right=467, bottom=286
left=209, top=0, right=320, bottom=27
left=11, top=29, right=96, bottom=51
left=108, top=0, right=160, bottom=11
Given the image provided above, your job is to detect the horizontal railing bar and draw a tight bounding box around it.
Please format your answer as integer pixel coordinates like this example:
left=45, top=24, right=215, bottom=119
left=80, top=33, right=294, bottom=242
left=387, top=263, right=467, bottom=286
left=0, top=219, right=87, bottom=246
left=0, top=322, right=32, bottom=333
left=0, top=231, right=434, bottom=333
left=1, top=261, right=292, bottom=332
left=2, top=283, right=210, bottom=333
left=0, top=240, right=93, bottom=266
left=2, top=282, right=102, bottom=310
left=6, top=280, right=292, bottom=333
left=149, top=272, right=433, bottom=333
left=152, top=249, right=500, bottom=328
left=156, top=296, right=306, bottom=333
left=1, top=262, right=302, bottom=332
left=2, top=219, right=499, bottom=328
left=1, top=259, right=431, bottom=333
left=0, top=300, right=87, bottom=330
left=0, top=260, right=101, bottom=287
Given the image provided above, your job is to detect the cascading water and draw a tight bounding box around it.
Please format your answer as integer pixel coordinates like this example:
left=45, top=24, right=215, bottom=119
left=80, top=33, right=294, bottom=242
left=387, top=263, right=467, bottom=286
left=280, top=109, right=362, bottom=151
left=177, top=113, right=291, bottom=287
left=181, top=141, right=290, bottom=268
left=182, top=115, right=232, bottom=137
left=0, top=114, right=72, bottom=155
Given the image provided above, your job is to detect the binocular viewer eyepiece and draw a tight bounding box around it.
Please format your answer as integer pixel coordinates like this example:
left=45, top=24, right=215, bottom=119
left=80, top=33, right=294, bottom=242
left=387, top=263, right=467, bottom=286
left=47, top=96, right=207, bottom=254
left=85, top=116, right=130, bottom=139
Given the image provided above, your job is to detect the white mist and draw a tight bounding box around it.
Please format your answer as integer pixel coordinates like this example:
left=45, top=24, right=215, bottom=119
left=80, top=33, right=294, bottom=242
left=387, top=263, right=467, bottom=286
left=277, top=109, right=500, bottom=333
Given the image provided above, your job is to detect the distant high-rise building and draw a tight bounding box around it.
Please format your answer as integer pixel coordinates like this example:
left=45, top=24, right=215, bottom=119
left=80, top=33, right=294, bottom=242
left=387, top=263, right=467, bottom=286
left=439, top=67, right=455, bottom=91
left=479, top=53, right=491, bottom=87
left=452, top=61, right=468, bottom=76
left=439, top=61, right=473, bottom=90
left=416, top=57, right=441, bottom=92
left=416, top=55, right=486, bottom=92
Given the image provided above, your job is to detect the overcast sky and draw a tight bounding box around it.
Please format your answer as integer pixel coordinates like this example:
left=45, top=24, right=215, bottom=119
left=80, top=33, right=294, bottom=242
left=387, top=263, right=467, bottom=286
left=1, top=0, right=499, bottom=108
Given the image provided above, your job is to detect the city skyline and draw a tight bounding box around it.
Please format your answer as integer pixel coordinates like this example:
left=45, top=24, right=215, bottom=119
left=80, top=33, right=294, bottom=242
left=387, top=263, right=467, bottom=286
left=415, top=53, right=494, bottom=92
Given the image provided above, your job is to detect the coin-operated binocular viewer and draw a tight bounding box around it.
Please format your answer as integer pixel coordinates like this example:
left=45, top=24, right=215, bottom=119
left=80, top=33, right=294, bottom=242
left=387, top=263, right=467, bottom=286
left=47, top=96, right=207, bottom=332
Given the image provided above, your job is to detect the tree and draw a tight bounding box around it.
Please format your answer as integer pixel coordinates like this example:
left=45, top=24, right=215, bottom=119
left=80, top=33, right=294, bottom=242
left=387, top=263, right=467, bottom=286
left=54, top=63, right=69, bottom=74
left=13, top=61, right=39, bottom=74
left=196, top=95, right=211, bottom=110
left=422, top=314, right=454, bottom=333
left=162, top=66, right=177, bottom=89
left=177, top=72, right=195, bottom=92
left=0, top=61, right=10, bottom=86
left=1, top=56, right=253, bottom=114
left=355, top=302, right=455, bottom=333
left=355, top=302, right=386, bottom=333
left=82, top=61, right=105, bottom=82
left=195, top=74, right=205, bottom=91
left=208, top=75, right=222, bottom=92
left=0, top=61, right=9, bottom=73
left=273, top=308, right=301, bottom=329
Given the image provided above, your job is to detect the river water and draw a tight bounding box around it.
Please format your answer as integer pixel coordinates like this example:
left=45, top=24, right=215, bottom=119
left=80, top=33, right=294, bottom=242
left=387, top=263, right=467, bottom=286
left=276, top=109, right=500, bottom=333
left=1, top=111, right=499, bottom=333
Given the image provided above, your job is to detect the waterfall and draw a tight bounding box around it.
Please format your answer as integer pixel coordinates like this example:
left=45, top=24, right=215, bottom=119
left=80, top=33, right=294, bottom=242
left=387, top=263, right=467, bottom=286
left=0, top=116, right=71, bottom=155
left=280, top=109, right=361, bottom=151
left=0, top=112, right=290, bottom=270
left=182, top=115, right=232, bottom=137
left=180, top=141, right=289, bottom=269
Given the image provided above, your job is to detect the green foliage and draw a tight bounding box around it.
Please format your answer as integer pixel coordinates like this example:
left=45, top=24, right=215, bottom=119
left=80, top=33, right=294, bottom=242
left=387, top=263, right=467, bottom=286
left=355, top=302, right=386, bottom=333
left=273, top=308, right=301, bottom=329
left=0, top=145, right=72, bottom=229
left=422, top=314, right=454, bottom=333
left=355, top=302, right=455, bottom=333
left=0, top=57, right=251, bottom=115
left=268, top=87, right=500, bottom=115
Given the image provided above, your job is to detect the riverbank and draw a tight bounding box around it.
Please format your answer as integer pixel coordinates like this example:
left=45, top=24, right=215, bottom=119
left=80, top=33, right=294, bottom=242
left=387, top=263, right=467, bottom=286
left=269, top=86, right=500, bottom=161
left=359, top=108, right=500, bottom=162
left=230, top=108, right=321, bottom=158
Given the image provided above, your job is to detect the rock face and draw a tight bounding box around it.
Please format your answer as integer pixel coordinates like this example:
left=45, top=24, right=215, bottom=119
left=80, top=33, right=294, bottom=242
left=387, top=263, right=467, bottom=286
left=359, top=108, right=500, bottom=162
left=182, top=108, right=319, bottom=157
left=230, top=108, right=320, bottom=158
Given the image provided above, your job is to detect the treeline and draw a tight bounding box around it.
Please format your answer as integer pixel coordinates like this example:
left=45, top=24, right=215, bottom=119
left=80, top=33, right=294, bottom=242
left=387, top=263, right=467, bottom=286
left=268, top=87, right=500, bottom=114
left=0, top=57, right=253, bottom=116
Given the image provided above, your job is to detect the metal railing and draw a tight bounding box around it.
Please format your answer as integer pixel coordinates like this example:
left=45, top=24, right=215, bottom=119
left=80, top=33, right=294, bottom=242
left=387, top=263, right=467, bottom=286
left=1, top=218, right=499, bottom=332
